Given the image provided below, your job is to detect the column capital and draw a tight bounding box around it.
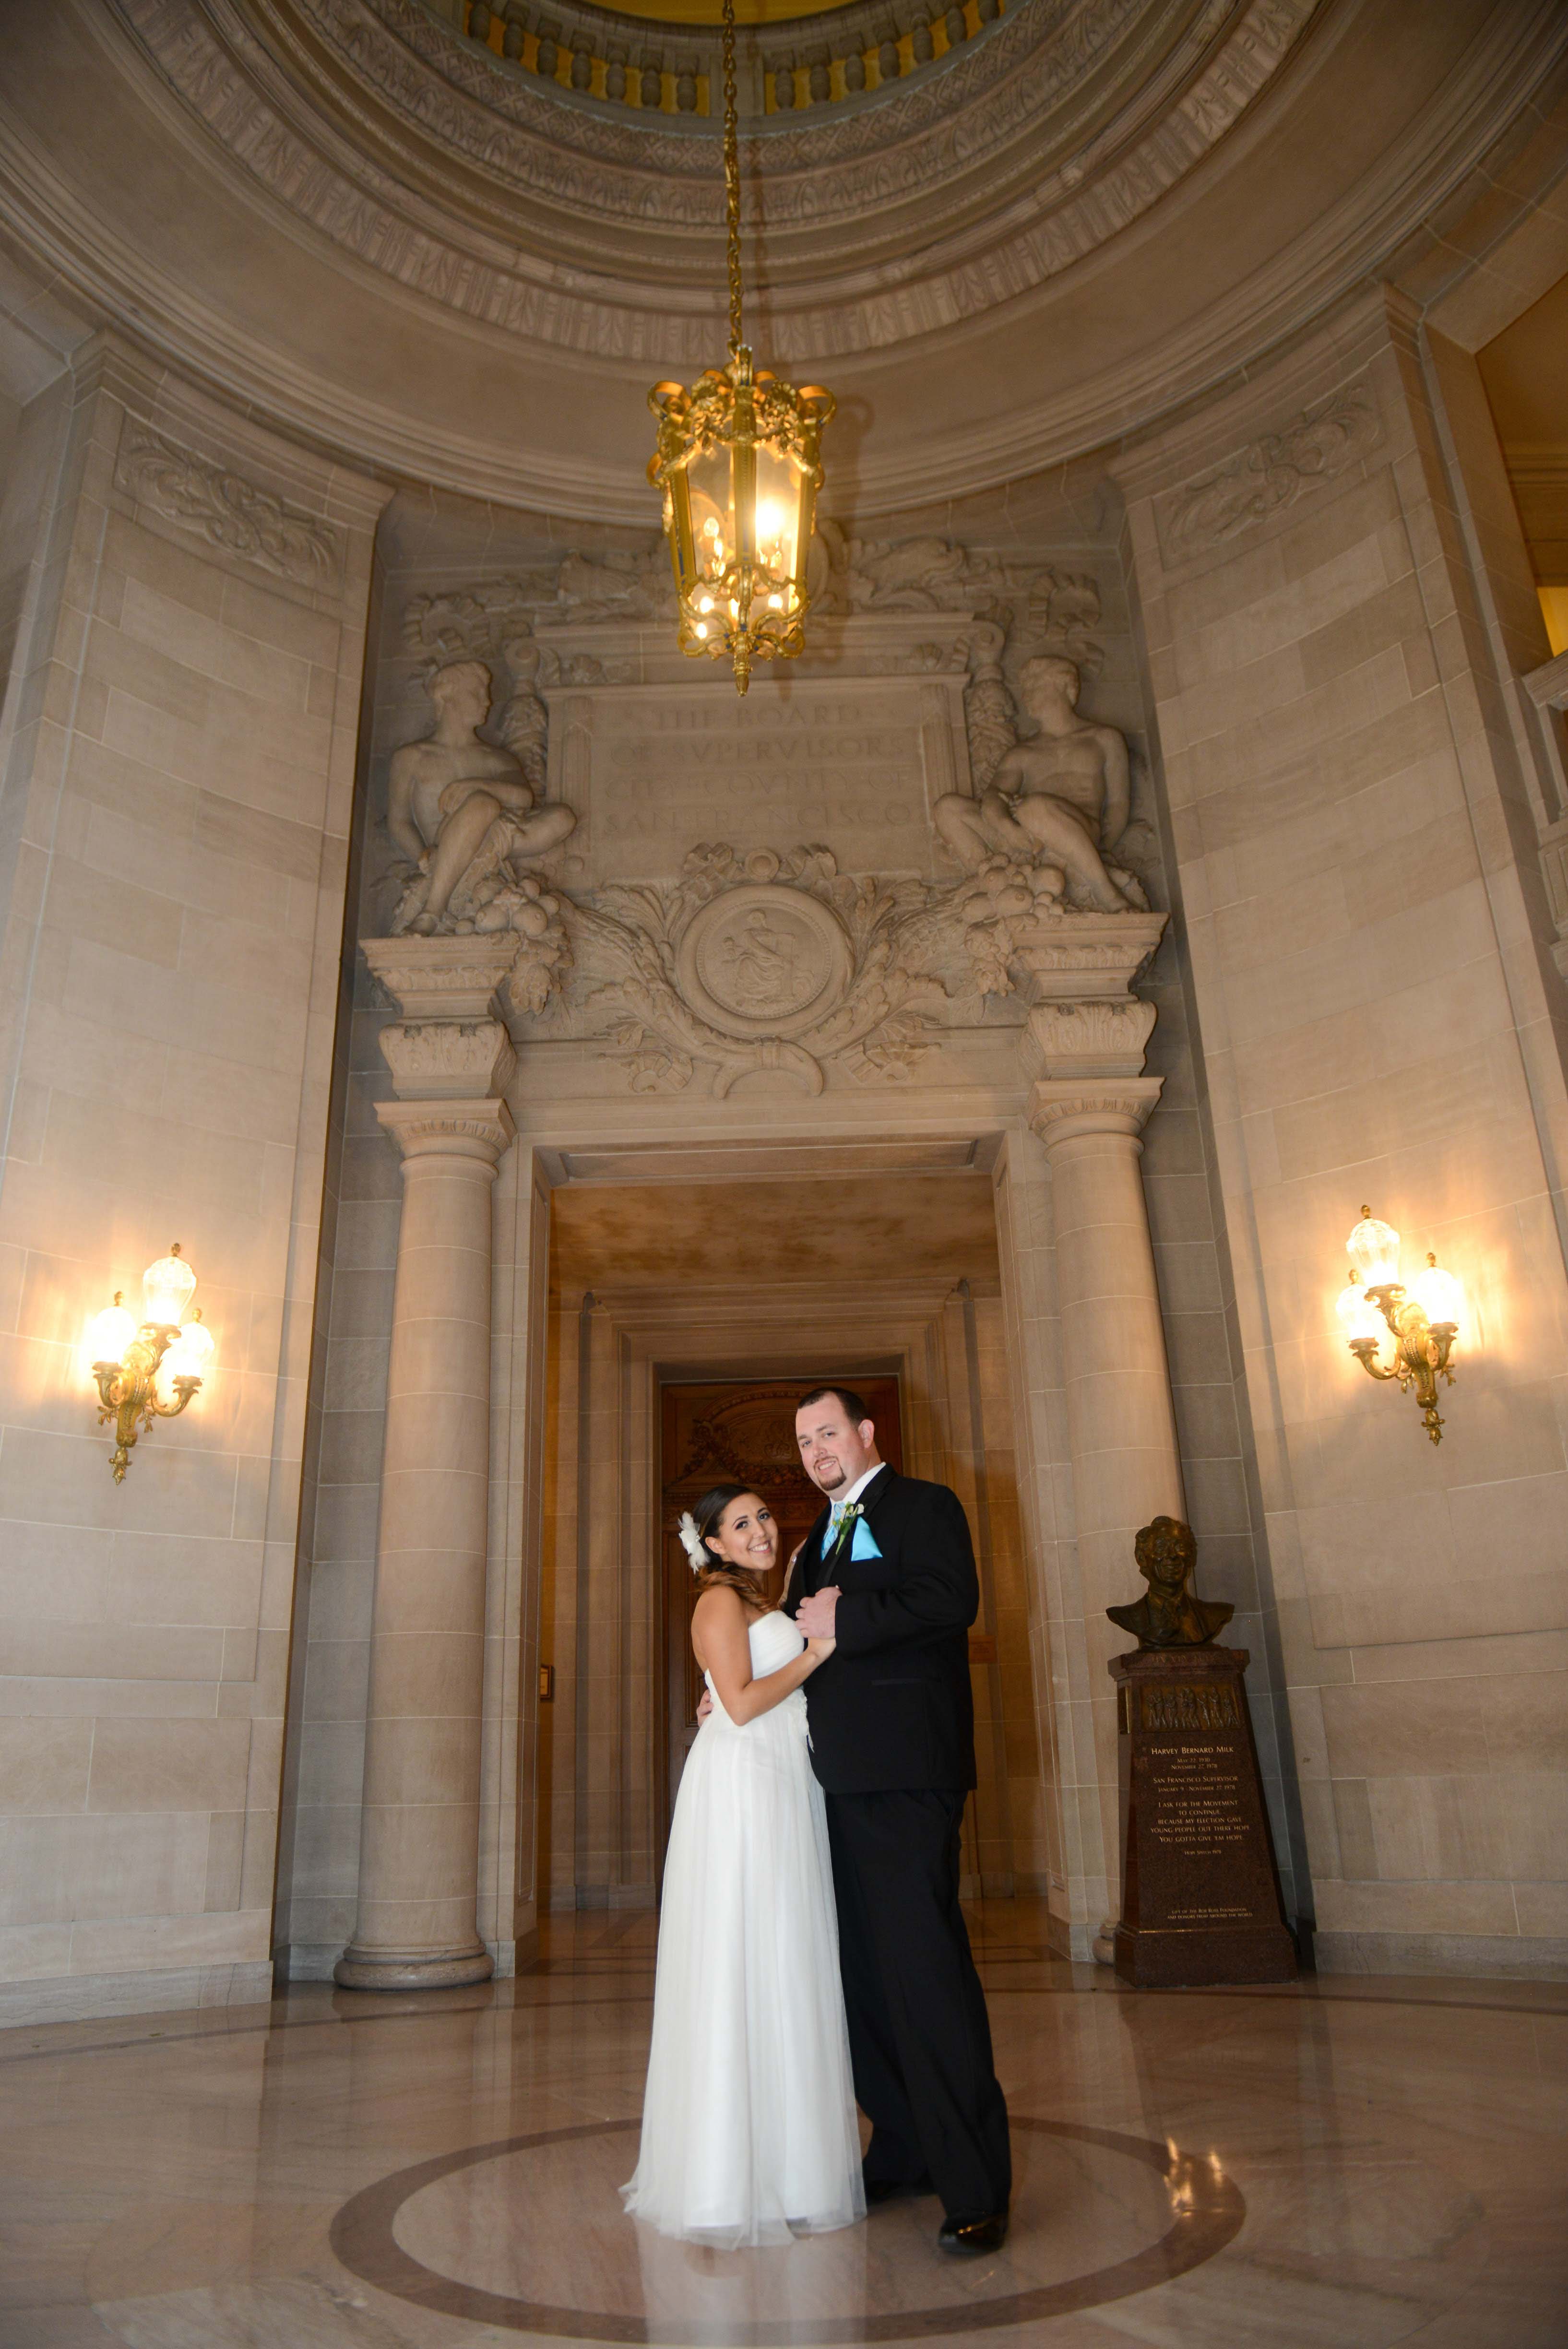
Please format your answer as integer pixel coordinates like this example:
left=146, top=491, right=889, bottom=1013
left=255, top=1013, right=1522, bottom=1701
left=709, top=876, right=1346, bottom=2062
left=379, top=1016, right=516, bottom=1101
left=360, top=934, right=518, bottom=1022
left=1023, top=998, right=1157, bottom=1080
left=1028, top=1076, right=1164, bottom=1151
left=376, top=1097, right=515, bottom=1166
left=1011, top=911, right=1167, bottom=1003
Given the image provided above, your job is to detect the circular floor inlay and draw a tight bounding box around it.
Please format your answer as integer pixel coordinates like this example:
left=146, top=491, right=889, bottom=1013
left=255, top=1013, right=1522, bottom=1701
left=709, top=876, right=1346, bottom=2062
left=329, top=2116, right=1244, bottom=2342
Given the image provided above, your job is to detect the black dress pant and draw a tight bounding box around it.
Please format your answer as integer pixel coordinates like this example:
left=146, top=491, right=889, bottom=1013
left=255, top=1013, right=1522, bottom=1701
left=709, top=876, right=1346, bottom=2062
left=826, top=1787, right=1011, bottom=2221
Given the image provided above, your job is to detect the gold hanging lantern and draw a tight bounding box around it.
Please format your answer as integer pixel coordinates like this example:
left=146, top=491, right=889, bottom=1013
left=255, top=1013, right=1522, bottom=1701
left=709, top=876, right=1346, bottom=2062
left=648, top=0, right=834, bottom=696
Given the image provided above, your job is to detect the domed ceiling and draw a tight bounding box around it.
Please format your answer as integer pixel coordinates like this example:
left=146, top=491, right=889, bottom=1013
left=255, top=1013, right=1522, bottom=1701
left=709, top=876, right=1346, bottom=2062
left=577, top=0, right=860, bottom=20
left=1, top=0, right=1562, bottom=518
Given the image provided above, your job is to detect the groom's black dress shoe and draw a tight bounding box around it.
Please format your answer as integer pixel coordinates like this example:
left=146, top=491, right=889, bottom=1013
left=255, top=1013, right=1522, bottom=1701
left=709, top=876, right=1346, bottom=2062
left=865, top=2174, right=935, bottom=2207
left=937, top=2209, right=1009, bottom=2256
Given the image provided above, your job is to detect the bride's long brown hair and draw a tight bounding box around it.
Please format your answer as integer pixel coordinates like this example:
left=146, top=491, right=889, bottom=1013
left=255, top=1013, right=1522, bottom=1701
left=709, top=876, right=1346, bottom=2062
left=690, top=1483, right=772, bottom=1608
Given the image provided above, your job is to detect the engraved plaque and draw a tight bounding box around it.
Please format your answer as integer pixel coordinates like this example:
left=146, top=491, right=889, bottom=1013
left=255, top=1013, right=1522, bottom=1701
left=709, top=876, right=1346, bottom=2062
left=1110, top=1646, right=1296, bottom=1986
left=549, top=673, right=964, bottom=885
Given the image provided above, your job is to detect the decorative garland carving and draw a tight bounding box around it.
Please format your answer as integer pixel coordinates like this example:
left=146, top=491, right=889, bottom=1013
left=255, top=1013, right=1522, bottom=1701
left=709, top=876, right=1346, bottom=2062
left=573, top=845, right=954, bottom=1096
left=1160, top=384, right=1381, bottom=562
left=403, top=558, right=672, bottom=663
left=114, top=425, right=341, bottom=587
left=553, top=842, right=1164, bottom=1093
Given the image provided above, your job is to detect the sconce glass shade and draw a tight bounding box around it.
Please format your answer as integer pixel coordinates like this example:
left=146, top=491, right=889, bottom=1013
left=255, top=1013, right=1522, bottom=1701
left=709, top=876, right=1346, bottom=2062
left=142, top=1247, right=197, bottom=1329
left=86, top=1299, right=137, bottom=1366
left=1335, top=1278, right=1385, bottom=1346
left=162, top=1313, right=215, bottom=1382
left=1347, top=1211, right=1401, bottom=1289
left=1411, top=1260, right=1463, bottom=1332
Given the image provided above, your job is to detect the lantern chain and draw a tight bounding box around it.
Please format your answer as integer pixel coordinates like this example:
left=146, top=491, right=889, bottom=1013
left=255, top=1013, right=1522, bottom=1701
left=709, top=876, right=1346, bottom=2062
left=723, top=0, right=743, bottom=355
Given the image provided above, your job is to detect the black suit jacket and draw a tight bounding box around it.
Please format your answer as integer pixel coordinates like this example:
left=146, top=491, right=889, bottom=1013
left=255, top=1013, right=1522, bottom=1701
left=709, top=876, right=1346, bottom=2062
left=782, top=1465, right=978, bottom=1795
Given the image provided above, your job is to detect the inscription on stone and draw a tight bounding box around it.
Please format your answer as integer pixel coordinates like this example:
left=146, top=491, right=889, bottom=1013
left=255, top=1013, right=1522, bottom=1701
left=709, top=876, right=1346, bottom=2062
left=553, top=679, right=962, bottom=883
left=1141, top=1683, right=1239, bottom=1733
left=1110, top=1646, right=1296, bottom=1986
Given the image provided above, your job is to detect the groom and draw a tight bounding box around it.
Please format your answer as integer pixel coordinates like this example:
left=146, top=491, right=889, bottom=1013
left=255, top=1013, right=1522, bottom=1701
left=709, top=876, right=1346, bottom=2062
left=785, top=1386, right=1011, bottom=2255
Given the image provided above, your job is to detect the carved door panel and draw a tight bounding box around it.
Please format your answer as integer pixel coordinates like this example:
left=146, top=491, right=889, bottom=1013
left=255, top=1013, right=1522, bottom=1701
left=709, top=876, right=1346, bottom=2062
left=658, top=1376, right=903, bottom=1862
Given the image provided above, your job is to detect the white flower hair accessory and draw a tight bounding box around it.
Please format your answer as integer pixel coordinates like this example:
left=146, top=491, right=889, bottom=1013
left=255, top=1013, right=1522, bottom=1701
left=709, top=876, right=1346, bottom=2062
left=677, top=1511, right=710, bottom=1574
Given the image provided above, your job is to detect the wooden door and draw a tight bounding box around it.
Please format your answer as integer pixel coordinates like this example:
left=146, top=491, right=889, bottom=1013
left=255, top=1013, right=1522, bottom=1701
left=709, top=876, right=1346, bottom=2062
left=658, top=1376, right=904, bottom=1856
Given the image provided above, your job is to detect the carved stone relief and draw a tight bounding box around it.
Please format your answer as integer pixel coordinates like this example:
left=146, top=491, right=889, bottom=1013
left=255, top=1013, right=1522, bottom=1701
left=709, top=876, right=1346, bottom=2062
left=374, top=523, right=1168, bottom=1083
left=1023, top=998, right=1158, bottom=1079
left=382, top=655, right=575, bottom=1012
left=554, top=842, right=1164, bottom=1095
left=114, top=0, right=1319, bottom=369
left=676, top=886, right=853, bottom=1038
left=1158, top=383, right=1381, bottom=564
left=378, top=1017, right=517, bottom=1101
left=114, top=424, right=342, bottom=588
left=937, top=648, right=1152, bottom=934
left=404, top=558, right=672, bottom=662
left=575, top=845, right=952, bottom=1096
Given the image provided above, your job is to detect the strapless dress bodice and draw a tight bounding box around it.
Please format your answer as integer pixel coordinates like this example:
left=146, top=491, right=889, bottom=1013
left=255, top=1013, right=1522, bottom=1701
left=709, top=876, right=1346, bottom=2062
left=703, top=1610, right=807, bottom=1732
left=747, top=1609, right=806, bottom=1673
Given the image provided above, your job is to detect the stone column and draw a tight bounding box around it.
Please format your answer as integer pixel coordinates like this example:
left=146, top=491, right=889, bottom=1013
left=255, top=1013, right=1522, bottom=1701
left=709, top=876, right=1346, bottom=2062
left=336, top=940, right=517, bottom=1991
left=991, top=914, right=1183, bottom=1941
left=1023, top=970, right=1186, bottom=1906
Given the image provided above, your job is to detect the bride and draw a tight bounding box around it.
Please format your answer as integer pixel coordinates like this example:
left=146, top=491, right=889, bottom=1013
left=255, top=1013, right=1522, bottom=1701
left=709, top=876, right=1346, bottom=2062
left=621, top=1482, right=866, bottom=2248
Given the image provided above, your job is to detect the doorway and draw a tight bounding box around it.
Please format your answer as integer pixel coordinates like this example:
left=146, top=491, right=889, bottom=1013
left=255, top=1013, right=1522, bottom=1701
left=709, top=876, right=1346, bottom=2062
left=658, top=1376, right=904, bottom=1837
left=535, top=1160, right=1045, bottom=1922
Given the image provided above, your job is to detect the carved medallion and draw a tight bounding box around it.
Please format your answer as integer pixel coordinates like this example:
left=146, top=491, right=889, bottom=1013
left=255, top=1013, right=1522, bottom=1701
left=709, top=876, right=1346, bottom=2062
left=677, top=885, right=851, bottom=1039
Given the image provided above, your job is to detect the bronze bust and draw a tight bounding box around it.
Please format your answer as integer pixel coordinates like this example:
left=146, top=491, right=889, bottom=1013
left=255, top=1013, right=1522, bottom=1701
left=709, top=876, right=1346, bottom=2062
left=1107, top=1516, right=1233, bottom=1649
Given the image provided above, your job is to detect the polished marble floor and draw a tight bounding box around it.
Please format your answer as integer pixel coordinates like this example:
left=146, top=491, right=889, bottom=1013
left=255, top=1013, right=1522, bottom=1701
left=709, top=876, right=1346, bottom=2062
left=3, top=1901, right=1566, bottom=2348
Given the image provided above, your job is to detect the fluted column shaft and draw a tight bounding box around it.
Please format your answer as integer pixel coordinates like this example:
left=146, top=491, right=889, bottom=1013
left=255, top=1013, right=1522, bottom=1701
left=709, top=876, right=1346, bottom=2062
left=335, top=1097, right=513, bottom=1990
left=1030, top=1081, right=1186, bottom=1899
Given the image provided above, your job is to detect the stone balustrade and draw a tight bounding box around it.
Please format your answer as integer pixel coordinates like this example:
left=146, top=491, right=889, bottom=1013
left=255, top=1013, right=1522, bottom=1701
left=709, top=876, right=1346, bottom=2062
left=456, top=0, right=1006, bottom=119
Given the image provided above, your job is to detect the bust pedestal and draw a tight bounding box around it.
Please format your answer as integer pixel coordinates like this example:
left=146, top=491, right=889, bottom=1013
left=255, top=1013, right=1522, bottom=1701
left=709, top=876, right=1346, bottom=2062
left=1109, top=1646, right=1296, bottom=1987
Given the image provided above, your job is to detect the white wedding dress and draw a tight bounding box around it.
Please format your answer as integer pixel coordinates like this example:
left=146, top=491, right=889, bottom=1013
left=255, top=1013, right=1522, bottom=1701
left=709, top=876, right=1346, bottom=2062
left=621, top=1609, right=866, bottom=2248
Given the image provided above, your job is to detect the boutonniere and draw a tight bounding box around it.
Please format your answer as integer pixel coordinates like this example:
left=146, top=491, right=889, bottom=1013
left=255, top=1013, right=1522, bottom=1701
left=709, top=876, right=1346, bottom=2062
left=829, top=1502, right=864, bottom=1552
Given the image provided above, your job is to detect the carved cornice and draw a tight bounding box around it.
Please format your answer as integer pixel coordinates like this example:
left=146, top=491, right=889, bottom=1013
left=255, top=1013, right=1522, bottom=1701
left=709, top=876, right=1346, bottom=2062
left=7, top=0, right=1563, bottom=519
left=114, top=421, right=342, bottom=587
left=107, top=0, right=1320, bottom=368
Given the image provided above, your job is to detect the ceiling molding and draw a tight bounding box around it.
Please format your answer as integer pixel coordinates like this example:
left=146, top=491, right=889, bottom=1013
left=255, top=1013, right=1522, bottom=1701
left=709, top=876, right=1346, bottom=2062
left=0, top=0, right=1563, bottom=521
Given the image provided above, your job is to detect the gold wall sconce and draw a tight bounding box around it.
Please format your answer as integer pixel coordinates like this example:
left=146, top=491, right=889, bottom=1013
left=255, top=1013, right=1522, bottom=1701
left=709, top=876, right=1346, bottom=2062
left=1335, top=1208, right=1464, bottom=1444
left=85, top=1244, right=215, bottom=1481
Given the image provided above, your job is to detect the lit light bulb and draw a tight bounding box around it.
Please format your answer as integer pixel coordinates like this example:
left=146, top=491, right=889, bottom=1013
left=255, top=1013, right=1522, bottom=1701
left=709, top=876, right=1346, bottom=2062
left=163, top=1311, right=216, bottom=1383
left=698, top=595, right=713, bottom=614
left=85, top=1296, right=137, bottom=1370
left=693, top=621, right=708, bottom=639
left=702, top=516, right=720, bottom=537
left=142, top=1246, right=197, bottom=1329
left=767, top=593, right=783, bottom=610
left=1335, top=1275, right=1385, bottom=1348
left=1412, top=1257, right=1463, bottom=1332
left=1346, top=1208, right=1401, bottom=1289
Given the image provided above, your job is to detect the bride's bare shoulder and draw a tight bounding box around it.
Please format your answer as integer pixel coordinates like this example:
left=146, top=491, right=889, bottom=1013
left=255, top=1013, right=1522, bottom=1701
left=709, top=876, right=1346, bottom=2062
left=691, top=1582, right=746, bottom=1623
